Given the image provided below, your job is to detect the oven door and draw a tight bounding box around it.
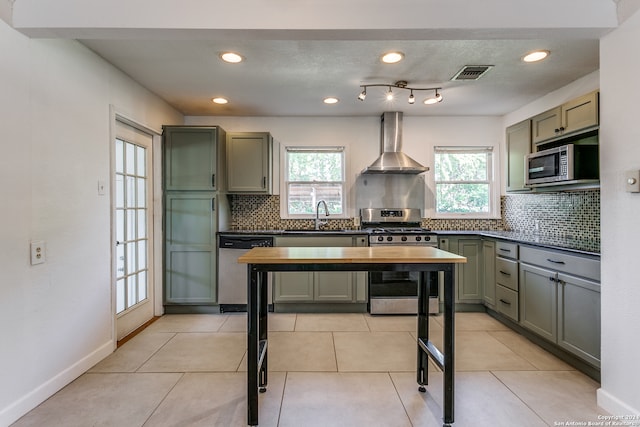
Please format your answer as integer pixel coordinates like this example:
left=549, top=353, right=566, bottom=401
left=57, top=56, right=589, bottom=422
left=368, top=271, right=438, bottom=314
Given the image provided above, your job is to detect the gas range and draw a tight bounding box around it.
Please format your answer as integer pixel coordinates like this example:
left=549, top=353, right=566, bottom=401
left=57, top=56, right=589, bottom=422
left=360, top=208, right=437, bottom=247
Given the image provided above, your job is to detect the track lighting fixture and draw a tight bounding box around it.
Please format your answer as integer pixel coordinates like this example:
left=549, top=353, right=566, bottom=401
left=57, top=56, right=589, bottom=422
left=358, top=81, right=443, bottom=105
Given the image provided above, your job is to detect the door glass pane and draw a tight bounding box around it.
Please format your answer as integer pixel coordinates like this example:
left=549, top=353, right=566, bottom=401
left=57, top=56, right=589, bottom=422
left=127, top=275, right=137, bottom=306
left=126, top=243, right=136, bottom=274
left=126, top=142, right=136, bottom=174
left=126, top=176, right=136, bottom=208
left=126, top=209, right=136, bottom=241
left=136, top=177, right=146, bottom=208
left=136, top=146, right=146, bottom=176
left=116, top=279, right=125, bottom=313
left=115, top=139, right=124, bottom=173
left=138, top=271, right=147, bottom=301
left=115, top=175, right=124, bottom=208
left=138, top=240, right=147, bottom=270
left=116, top=210, right=125, bottom=243
left=116, top=244, right=125, bottom=278
left=137, top=209, right=146, bottom=239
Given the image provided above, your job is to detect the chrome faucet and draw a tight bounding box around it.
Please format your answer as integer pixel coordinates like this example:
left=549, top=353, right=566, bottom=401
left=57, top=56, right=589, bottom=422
left=315, top=200, right=329, bottom=230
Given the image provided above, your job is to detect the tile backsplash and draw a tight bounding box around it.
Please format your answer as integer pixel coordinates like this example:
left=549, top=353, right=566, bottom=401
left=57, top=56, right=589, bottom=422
left=502, top=190, right=600, bottom=242
left=228, top=190, right=600, bottom=242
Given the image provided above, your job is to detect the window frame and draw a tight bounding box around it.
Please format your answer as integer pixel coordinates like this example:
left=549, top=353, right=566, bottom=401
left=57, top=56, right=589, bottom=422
left=430, top=145, right=499, bottom=219
left=280, top=146, right=348, bottom=219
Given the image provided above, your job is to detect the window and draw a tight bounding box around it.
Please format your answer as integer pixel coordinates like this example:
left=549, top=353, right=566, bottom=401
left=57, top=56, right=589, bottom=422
left=284, top=147, right=345, bottom=217
left=433, top=146, right=497, bottom=218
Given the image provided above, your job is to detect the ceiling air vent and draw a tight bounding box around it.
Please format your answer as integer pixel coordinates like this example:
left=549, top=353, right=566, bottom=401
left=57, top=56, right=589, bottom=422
left=451, top=65, right=494, bottom=81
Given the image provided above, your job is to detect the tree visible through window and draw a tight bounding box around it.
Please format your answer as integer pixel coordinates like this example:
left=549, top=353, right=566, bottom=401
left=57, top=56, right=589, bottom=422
left=434, top=147, right=495, bottom=216
left=285, top=147, right=344, bottom=216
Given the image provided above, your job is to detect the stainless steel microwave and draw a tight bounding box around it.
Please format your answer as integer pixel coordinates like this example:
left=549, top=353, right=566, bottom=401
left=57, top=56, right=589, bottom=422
left=525, top=144, right=599, bottom=186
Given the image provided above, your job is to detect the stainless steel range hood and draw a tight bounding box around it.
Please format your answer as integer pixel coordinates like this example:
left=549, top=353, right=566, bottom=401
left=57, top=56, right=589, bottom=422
left=361, top=112, right=429, bottom=174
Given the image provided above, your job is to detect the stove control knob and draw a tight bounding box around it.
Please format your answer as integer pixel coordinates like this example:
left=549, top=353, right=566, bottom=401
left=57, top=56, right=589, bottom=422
left=401, top=236, right=407, bottom=242
left=377, top=236, right=384, bottom=242
left=424, top=236, right=431, bottom=242
left=386, top=236, right=393, bottom=242
left=416, top=236, right=422, bottom=241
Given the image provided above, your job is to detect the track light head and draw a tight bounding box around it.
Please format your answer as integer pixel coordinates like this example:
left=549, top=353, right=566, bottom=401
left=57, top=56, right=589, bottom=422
left=358, top=88, right=367, bottom=101
left=386, top=86, right=394, bottom=101
left=408, top=90, right=415, bottom=104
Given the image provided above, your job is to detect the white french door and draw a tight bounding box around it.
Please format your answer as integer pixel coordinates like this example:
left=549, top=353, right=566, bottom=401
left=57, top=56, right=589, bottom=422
left=113, top=120, right=154, bottom=340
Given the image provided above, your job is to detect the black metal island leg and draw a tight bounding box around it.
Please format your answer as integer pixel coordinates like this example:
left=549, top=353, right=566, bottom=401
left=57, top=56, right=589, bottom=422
left=415, top=265, right=456, bottom=427
left=247, top=265, right=270, bottom=425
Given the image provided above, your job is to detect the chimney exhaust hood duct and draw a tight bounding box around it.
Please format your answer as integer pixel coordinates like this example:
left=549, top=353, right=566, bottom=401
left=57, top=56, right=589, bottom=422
left=361, top=112, right=429, bottom=174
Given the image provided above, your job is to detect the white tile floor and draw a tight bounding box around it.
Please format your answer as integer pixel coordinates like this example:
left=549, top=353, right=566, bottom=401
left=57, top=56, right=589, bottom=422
left=12, top=312, right=608, bottom=427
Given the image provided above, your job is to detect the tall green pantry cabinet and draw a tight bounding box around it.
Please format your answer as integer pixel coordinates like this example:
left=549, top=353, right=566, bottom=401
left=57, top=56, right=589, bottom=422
left=163, top=126, right=229, bottom=311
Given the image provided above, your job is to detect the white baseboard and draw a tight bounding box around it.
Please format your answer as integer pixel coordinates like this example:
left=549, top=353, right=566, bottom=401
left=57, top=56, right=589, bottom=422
left=0, top=340, right=114, bottom=426
left=597, top=387, right=640, bottom=416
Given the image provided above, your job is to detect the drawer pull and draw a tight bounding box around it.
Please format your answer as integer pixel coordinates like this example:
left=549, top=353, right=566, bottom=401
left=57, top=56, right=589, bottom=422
left=499, top=299, right=511, bottom=305
left=546, top=258, right=565, bottom=265
left=499, top=270, right=511, bottom=276
left=499, top=248, right=511, bottom=252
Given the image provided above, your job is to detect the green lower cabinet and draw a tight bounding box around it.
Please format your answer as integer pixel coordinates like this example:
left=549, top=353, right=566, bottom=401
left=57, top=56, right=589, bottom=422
left=164, top=192, right=218, bottom=304
left=273, top=235, right=367, bottom=304
left=458, top=239, right=483, bottom=301
left=273, top=272, right=314, bottom=302
left=519, top=263, right=557, bottom=342
left=482, top=240, right=496, bottom=308
left=520, top=262, right=601, bottom=367
left=557, top=273, right=601, bottom=367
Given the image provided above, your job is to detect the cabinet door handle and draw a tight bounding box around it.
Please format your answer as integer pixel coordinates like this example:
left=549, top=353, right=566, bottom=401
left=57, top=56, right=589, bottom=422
left=549, top=276, right=557, bottom=282
left=212, top=197, right=215, bottom=211
left=499, top=270, right=511, bottom=276
left=262, top=176, right=266, bottom=188
left=212, top=174, right=216, bottom=187
left=546, top=258, right=565, bottom=265
left=499, top=299, right=511, bottom=305
left=557, top=279, right=566, bottom=285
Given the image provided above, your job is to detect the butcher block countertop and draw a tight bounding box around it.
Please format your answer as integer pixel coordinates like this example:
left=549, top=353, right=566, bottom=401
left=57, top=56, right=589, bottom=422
left=237, top=246, right=467, bottom=265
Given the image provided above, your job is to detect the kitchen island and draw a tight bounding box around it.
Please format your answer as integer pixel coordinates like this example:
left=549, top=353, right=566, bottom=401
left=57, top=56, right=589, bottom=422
left=238, top=246, right=466, bottom=427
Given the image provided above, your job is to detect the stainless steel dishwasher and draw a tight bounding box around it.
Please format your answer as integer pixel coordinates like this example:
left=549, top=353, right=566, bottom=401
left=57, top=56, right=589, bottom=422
left=218, top=234, right=274, bottom=312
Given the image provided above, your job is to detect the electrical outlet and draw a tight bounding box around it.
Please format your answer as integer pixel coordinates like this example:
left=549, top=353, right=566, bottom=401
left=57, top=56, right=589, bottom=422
left=30, top=241, right=46, bottom=265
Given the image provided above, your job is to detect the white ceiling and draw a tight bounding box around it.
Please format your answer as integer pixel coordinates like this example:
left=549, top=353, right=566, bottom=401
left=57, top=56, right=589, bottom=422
left=10, top=0, right=621, bottom=117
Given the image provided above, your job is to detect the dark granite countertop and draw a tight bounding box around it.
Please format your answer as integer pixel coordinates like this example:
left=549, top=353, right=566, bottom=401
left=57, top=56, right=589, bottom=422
left=218, top=229, right=600, bottom=256
left=432, top=230, right=600, bottom=256
left=218, top=229, right=368, bottom=236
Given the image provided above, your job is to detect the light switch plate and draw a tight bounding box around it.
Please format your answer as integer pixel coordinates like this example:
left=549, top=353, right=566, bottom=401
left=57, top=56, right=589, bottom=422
left=625, top=170, right=640, bottom=193
left=30, top=240, right=46, bottom=265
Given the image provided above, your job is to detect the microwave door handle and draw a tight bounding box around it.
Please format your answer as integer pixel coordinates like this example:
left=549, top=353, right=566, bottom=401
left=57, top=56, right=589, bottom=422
left=529, top=166, right=545, bottom=173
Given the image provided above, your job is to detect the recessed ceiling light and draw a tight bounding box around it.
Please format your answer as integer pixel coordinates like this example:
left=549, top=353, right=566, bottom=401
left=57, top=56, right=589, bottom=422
left=220, top=52, right=243, bottom=63
left=323, top=97, right=339, bottom=104
left=212, top=97, right=228, bottom=104
left=381, top=52, right=404, bottom=64
left=523, top=50, right=550, bottom=63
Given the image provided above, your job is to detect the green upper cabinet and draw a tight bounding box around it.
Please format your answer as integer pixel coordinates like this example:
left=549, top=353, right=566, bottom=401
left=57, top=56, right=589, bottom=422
left=164, top=126, right=226, bottom=191
left=505, top=119, right=532, bottom=192
left=226, top=132, right=280, bottom=194
left=531, top=91, right=599, bottom=145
